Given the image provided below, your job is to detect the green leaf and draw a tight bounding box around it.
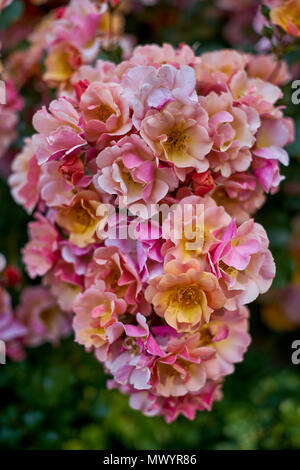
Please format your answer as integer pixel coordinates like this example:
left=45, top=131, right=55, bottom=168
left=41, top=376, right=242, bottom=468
left=262, top=25, right=274, bottom=40
left=0, top=1, right=24, bottom=31
left=261, top=4, right=271, bottom=21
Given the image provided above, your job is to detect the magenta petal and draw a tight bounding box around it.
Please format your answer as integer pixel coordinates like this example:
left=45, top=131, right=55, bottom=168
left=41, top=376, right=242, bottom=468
left=253, top=146, right=289, bottom=165
left=123, top=324, right=146, bottom=337
left=145, top=333, right=165, bottom=357
left=135, top=161, right=154, bottom=184
left=123, top=152, right=143, bottom=169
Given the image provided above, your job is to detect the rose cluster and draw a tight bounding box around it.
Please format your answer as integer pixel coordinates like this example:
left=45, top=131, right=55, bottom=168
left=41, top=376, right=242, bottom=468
left=3, top=0, right=133, bottom=93
left=217, top=0, right=300, bottom=51
left=9, top=42, right=293, bottom=421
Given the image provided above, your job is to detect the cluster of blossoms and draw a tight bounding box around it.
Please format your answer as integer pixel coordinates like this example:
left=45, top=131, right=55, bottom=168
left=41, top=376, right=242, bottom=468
left=8, top=41, right=293, bottom=421
left=39, top=0, right=112, bottom=87
left=0, top=254, right=71, bottom=361
left=3, top=0, right=133, bottom=92
left=217, top=0, right=300, bottom=50
left=0, top=0, right=130, bottom=172
left=268, top=0, right=300, bottom=38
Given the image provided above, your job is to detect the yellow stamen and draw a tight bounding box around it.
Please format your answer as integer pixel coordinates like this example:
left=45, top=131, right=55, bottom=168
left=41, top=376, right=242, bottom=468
left=98, top=103, right=115, bottom=122
left=175, top=285, right=202, bottom=306
left=164, top=126, right=189, bottom=154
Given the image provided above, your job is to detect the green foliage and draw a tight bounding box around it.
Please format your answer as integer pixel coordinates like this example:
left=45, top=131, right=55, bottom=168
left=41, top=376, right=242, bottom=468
left=262, top=26, right=274, bottom=41
left=261, top=4, right=271, bottom=22
left=125, top=0, right=224, bottom=49
left=0, top=328, right=300, bottom=450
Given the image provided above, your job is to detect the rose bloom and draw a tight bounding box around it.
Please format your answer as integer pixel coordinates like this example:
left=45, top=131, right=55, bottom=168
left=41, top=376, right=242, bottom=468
left=247, top=54, right=291, bottom=86
left=95, top=134, right=178, bottom=211
left=151, top=304, right=250, bottom=397
left=55, top=190, right=108, bottom=247
left=116, top=43, right=201, bottom=78
left=22, top=214, right=59, bottom=278
left=210, top=219, right=276, bottom=309
left=195, top=49, right=249, bottom=86
left=43, top=0, right=106, bottom=83
left=140, top=101, right=212, bottom=173
left=198, top=306, right=251, bottom=379
left=212, top=172, right=266, bottom=224
left=104, top=313, right=161, bottom=391
left=80, top=82, right=132, bottom=145
left=251, top=116, right=293, bottom=194
left=270, top=0, right=300, bottom=37
left=199, top=91, right=259, bottom=177
left=73, top=280, right=127, bottom=360
left=71, top=59, right=118, bottom=87
left=145, top=258, right=226, bottom=332
left=114, top=379, right=223, bottom=423
left=32, top=98, right=85, bottom=165
left=15, top=286, right=72, bottom=347
left=121, top=64, right=198, bottom=129
left=9, top=138, right=41, bottom=214
left=44, top=43, right=83, bottom=83
left=85, top=246, right=142, bottom=307
left=229, top=70, right=283, bottom=117
left=152, top=346, right=207, bottom=398
left=39, top=160, right=75, bottom=208
left=43, top=257, right=84, bottom=313
left=162, top=195, right=231, bottom=263
left=191, top=170, right=216, bottom=196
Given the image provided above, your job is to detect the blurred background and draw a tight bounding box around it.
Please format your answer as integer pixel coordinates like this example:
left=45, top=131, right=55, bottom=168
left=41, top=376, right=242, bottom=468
left=1, top=0, right=300, bottom=450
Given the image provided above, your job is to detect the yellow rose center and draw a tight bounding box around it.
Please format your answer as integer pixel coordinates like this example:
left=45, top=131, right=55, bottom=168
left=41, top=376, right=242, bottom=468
left=219, top=64, right=232, bottom=76
left=175, top=285, right=202, bottom=306
left=199, top=324, right=214, bottom=346
left=124, top=337, right=140, bottom=355
left=164, top=126, right=189, bottom=155
left=70, top=206, right=92, bottom=233
left=159, top=358, right=187, bottom=379
left=40, top=307, right=57, bottom=329
left=271, top=1, right=300, bottom=33
left=98, top=103, right=115, bottom=123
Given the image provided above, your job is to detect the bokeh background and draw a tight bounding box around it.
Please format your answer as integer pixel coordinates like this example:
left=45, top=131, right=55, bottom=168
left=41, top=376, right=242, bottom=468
left=1, top=0, right=300, bottom=450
